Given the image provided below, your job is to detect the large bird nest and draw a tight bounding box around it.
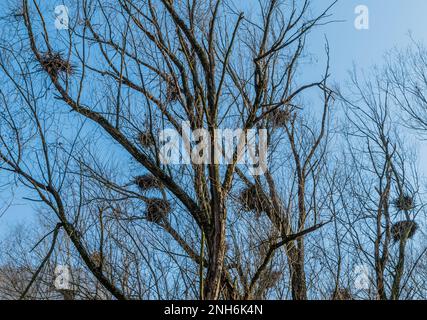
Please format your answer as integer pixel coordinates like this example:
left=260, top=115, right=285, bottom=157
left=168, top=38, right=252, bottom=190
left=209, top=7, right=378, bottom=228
left=39, top=52, right=74, bottom=78
left=391, top=220, right=418, bottom=242
left=145, top=198, right=171, bottom=223
left=134, top=174, right=163, bottom=191
left=138, top=131, right=155, bottom=147
left=393, top=194, right=415, bottom=211
left=166, top=81, right=180, bottom=103
left=239, top=185, right=270, bottom=214
left=90, top=251, right=103, bottom=268
left=268, top=108, right=291, bottom=128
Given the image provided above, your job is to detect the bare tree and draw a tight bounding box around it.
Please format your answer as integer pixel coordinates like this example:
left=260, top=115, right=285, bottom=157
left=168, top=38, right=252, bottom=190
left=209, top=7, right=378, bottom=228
left=0, top=0, right=338, bottom=300
left=338, top=69, right=427, bottom=300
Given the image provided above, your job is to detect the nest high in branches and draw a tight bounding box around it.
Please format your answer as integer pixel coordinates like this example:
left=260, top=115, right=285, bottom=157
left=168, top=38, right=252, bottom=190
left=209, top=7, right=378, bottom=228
left=134, top=174, right=163, bottom=191
left=166, top=81, right=180, bottom=103
left=90, top=251, right=104, bottom=269
left=138, top=131, right=155, bottom=147
left=39, top=52, right=74, bottom=78
left=145, top=198, right=171, bottom=223
left=393, top=194, right=415, bottom=211
left=268, top=108, right=291, bottom=128
left=240, top=185, right=271, bottom=215
left=391, top=220, right=418, bottom=242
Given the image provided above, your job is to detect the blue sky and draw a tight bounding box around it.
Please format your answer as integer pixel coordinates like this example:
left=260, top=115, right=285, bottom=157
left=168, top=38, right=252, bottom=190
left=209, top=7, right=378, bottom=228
left=311, top=0, right=427, bottom=81
left=1, top=0, right=427, bottom=237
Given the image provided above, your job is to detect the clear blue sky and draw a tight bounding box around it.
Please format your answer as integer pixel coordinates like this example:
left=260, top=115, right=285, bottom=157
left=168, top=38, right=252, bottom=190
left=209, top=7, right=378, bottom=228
left=2, top=0, right=427, bottom=237
left=310, top=0, right=427, bottom=81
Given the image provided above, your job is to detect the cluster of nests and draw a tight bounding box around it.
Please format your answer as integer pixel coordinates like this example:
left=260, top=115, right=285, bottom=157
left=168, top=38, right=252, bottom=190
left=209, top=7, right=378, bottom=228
left=133, top=175, right=170, bottom=223
left=391, top=194, right=418, bottom=243
left=39, top=52, right=74, bottom=78
left=239, top=185, right=271, bottom=216
left=267, top=108, right=291, bottom=128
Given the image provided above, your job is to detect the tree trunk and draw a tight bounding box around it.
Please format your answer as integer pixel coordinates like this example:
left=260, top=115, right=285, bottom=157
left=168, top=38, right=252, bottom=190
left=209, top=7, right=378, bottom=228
left=204, top=219, right=226, bottom=299
left=287, top=242, right=307, bottom=300
left=390, top=240, right=407, bottom=300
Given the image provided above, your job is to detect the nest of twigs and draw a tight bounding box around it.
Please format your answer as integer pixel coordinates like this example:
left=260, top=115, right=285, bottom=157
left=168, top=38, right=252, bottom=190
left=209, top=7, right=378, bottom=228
left=268, top=108, right=291, bottom=128
left=240, top=186, right=270, bottom=214
left=138, top=131, right=155, bottom=147
left=393, top=194, right=415, bottom=211
left=166, top=81, right=179, bottom=102
left=331, top=288, right=352, bottom=300
left=39, top=52, right=74, bottom=78
left=134, top=174, right=163, bottom=191
left=90, top=251, right=103, bottom=268
left=391, top=220, right=418, bottom=242
left=145, top=198, right=171, bottom=223
left=112, top=208, right=121, bottom=217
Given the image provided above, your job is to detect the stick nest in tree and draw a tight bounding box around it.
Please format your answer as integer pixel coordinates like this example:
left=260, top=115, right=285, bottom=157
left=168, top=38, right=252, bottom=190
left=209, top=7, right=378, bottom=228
left=166, top=81, right=179, bottom=103
left=134, top=174, right=163, bottom=191
left=268, top=108, right=291, bottom=128
left=145, top=198, right=171, bottom=223
left=240, top=185, right=270, bottom=214
left=138, top=131, right=155, bottom=147
left=90, top=251, right=103, bottom=268
left=393, top=194, right=415, bottom=211
left=40, top=52, right=74, bottom=77
left=391, top=220, right=418, bottom=242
